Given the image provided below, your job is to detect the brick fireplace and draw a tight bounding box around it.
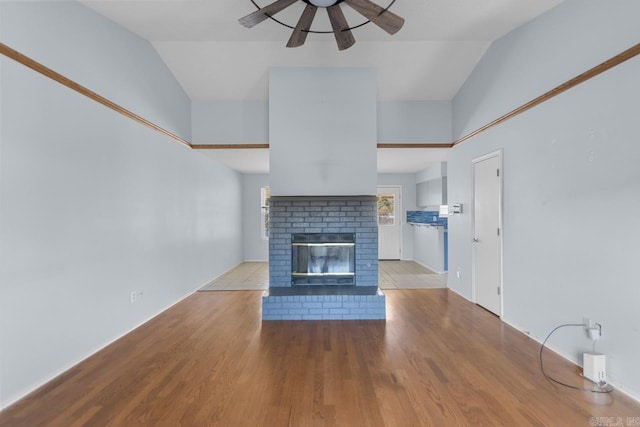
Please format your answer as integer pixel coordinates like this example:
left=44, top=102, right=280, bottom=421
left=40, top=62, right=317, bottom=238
left=262, top=195, right=386, bottom=320
left=268, top=196, right=378, bottom=288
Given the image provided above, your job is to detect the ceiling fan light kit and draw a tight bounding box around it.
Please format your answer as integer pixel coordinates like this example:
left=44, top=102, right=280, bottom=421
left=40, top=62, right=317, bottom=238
left=239, top=0, right=404, bottom=50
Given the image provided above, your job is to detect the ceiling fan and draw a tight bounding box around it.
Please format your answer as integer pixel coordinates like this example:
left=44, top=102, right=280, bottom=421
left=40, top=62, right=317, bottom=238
left=239, top=0, right=404, bottom=51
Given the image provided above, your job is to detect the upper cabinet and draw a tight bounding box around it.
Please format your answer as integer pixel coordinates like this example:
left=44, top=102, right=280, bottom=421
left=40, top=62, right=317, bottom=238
left=416, top=177, right=447, bottom=207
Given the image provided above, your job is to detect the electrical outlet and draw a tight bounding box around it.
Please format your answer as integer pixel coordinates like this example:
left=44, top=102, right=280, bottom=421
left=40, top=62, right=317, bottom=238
left=588, top=326, right=601, bottom=340
left=130, top=291, right=137, bottom=303
left=583, top=317, right=603, bottom=340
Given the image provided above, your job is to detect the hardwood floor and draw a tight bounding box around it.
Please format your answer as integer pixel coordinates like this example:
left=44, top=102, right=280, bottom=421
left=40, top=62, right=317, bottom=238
left=1, top=290, right=638, bottom=426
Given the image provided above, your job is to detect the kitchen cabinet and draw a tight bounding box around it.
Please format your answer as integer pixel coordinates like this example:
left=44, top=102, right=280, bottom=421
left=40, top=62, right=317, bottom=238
left=416, top=177, right=447, bottom=207
left=412, top=223, right=447, bottom=273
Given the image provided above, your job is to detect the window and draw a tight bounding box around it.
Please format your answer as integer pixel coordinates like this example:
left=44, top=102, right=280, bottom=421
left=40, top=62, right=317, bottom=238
left=261, top=186, right=270, bottom=240
left=377, top=193, right=395, bottom=225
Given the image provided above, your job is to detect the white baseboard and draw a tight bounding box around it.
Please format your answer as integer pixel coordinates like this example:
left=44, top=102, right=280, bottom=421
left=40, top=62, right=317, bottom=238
left=411, top=258, right=446, bottom=275
left=502, top=318, right=640, bottom=404
left=198, top=262, right=246, bottom=289
left=1, top=287, right=198, bottom=410
left=447, top=286, right=472, bottom=303
left=243, top=259, right=268, bottom=263
left=1, top=262, right=246, bottom=410
left=429, top=292, right=640, bottom=404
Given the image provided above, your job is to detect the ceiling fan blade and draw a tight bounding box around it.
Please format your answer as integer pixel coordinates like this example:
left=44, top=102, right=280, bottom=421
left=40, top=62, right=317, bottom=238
left=343, top=0, right=404, bottom=35
left=327, top=4, right=355, bottom=51
left=287, top=4, right=318, bottom=48
left=239, top=0, right=299, bottom=28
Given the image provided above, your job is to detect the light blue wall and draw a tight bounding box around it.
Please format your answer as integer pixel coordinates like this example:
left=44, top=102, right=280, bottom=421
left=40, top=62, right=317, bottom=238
left=448, top=0, right=640, bottom=398
left=269, top=67, right=377, bottom=196
left=453, top=1, right=640, bottom=140
left=416, top=162, right=447, bottom=184
left=192, top=100, right=269, bottom=144
left=1, top=1, right=191, bottom=140
left=378, top=101, right=451, bottom=143
left=243, top=174, right=270, bottom=261
left=191, top=100, right=451, bottom=145
left=0, top=1, right=243, bottom=408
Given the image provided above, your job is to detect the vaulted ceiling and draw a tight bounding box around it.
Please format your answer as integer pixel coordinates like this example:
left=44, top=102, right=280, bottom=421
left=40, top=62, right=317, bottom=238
left=80, top=0, right=564, bottom=173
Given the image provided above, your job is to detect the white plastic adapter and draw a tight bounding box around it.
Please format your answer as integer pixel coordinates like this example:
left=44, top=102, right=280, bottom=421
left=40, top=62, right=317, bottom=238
left=583, top=352, right=606, bottom=384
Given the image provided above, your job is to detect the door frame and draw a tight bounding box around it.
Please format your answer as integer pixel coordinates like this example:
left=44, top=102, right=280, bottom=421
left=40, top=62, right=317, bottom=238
left=471, top=150, right=504, bottom=316
left=377, top=185, right=403, bottom=260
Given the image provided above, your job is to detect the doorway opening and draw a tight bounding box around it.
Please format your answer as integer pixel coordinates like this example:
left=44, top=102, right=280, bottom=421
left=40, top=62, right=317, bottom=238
left=377, top=185, right=402, bottom=260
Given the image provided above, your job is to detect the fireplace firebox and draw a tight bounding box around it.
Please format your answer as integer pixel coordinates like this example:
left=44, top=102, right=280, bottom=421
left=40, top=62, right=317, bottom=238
left=291, top=233, right=355, bottom=285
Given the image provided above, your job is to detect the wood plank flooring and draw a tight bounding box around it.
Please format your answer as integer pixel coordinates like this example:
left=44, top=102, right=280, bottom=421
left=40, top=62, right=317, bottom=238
left=1, top=290, right=638, bottom=426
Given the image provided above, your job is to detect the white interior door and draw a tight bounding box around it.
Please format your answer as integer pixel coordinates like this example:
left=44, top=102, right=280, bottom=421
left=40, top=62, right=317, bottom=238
left=472, top=152, right=503, bottom=316
left=378, top=186, right=402, bottom=260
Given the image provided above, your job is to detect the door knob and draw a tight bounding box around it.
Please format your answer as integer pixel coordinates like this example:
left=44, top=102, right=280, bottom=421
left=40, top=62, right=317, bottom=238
left=473, top=237, right=479, bottom=243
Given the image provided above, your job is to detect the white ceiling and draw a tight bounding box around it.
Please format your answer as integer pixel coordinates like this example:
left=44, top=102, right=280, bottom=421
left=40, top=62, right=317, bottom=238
left=81, top=0, right=564, bottom=173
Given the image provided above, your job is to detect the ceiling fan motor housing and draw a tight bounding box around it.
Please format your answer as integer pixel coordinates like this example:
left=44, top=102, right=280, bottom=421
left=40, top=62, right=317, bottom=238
left=304, top=0, right=344, bottom=7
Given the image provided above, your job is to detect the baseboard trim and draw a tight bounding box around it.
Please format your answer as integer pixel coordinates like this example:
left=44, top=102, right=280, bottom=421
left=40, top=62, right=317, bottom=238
left=1, top=287, right=198, bottom=410
left=197, top=262, right=245, bottom=290
left=442, top=290, right=640, bottom=403
left=447, top=286, right=472, bottom=303
left=411, top=259, right=446, bottom=275
left=2, top=263, right=249, bottom=409
left=502, top=318, right=640, bottom=404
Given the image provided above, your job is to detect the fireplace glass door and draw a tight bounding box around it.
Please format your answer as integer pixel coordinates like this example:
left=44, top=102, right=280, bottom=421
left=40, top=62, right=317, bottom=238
left=292, top=233, right=355, bottom=285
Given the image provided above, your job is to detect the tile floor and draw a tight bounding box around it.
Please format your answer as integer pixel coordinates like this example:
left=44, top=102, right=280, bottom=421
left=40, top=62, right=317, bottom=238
left=379, top=260, right=448, bottom=289
left=199, top=261, right=447, bottom=291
